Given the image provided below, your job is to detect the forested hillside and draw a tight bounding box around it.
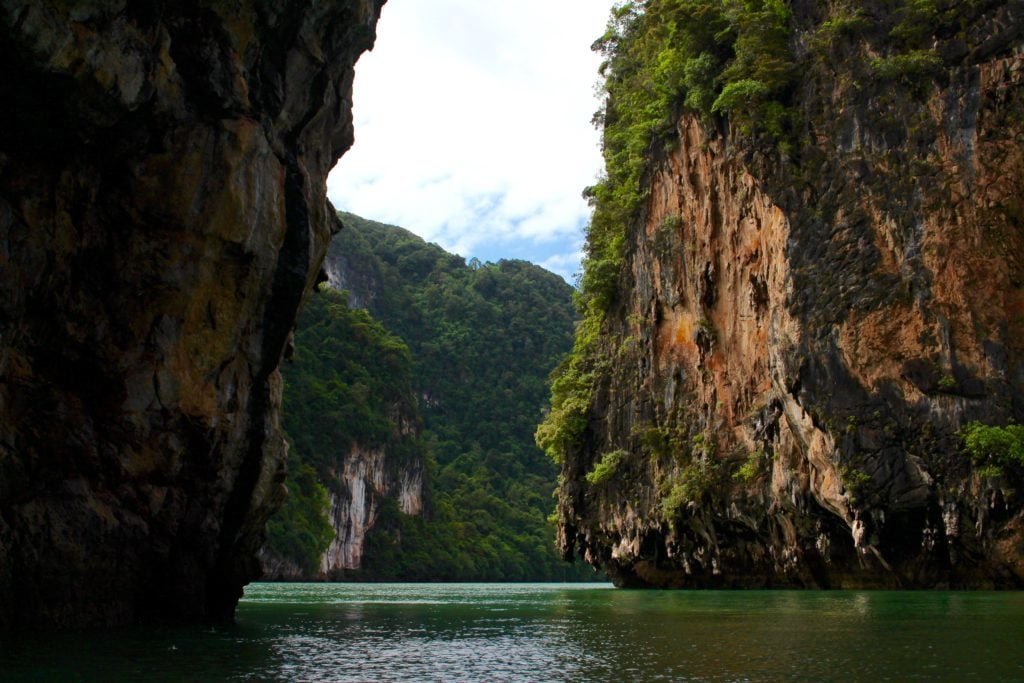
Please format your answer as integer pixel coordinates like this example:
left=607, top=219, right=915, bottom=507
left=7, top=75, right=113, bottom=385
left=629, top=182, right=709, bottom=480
left=268, top=213, right=597, bottom=580
left=264, top=289, right=423, bottom=576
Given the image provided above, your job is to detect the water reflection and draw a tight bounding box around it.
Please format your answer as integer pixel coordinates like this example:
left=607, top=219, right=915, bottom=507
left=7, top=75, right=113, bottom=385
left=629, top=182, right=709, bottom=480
left=2, top=584, right=1023, bottom=681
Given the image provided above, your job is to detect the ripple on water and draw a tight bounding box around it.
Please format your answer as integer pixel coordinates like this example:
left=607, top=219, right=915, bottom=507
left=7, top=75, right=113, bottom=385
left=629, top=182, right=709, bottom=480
left=2, top=584, right=1023, bottom=681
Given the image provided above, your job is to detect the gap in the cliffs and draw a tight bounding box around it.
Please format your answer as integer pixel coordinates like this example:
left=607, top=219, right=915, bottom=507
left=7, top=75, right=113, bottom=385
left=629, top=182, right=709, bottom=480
left=260, top=1, right=612, bottom=582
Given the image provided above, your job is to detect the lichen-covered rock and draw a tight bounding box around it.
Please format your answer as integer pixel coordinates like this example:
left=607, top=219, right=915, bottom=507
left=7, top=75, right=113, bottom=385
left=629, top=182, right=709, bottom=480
left=559, top=2, right=1024, bottom=589
left=0, top=0, right=384, bottom=628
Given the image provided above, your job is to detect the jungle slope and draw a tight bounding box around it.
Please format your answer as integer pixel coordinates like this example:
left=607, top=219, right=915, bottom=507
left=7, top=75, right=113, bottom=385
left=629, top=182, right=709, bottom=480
left=270, top=214, right=596, bottom=581
left=261, top=287, right=424, bottom=580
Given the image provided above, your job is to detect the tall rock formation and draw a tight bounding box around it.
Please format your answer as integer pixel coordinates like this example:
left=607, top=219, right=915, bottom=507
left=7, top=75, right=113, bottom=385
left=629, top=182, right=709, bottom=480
left=260, top=432, right=425, bottom=581
left=0, top=0, right=384, bottom=628
left=318, top=440, right=424, bottom=574
left=550, top=1, right=1024, bottom=588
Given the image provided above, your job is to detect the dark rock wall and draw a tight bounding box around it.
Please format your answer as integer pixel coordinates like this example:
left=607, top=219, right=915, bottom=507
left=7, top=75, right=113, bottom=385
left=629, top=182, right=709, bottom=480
left=560, top=2, right=1024, bottom=588
left=0, top=0, right=384, bottom=628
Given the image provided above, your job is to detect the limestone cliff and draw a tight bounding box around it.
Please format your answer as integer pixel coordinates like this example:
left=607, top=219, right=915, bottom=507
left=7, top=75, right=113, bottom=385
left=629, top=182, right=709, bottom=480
left=554, top=1, right=1024, bottom=588
left=263, top=392, right=424, bottom=580
left=0, top=0, right=384, bottom=627
left=261, top=444, right=424, bottom=581
left=319, top=435, right=424, bottom=575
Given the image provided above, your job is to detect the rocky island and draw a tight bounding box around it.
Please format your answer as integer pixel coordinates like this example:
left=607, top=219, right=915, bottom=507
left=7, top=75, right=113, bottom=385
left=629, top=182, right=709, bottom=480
left=541, top=0, right=1024, bottom=589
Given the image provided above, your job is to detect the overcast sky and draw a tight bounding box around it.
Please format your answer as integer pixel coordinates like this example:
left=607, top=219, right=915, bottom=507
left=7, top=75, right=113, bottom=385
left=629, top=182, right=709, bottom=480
left=326, top=1, right=612, bottom=283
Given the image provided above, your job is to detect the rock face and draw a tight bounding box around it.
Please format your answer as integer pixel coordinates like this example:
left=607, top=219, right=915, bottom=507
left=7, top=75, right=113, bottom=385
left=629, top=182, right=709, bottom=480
left=261, top=446, right=424, bottom=581
left=319, top=438, right=424, bottom=575
left=262, top=415, right=424, bottom=581
left=0, top=0, right=384, bottom=628
left=559, top=3, right=1024, bottom=588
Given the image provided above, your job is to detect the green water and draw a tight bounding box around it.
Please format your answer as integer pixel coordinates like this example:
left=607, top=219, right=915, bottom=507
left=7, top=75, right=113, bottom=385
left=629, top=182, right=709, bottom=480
left=3, top=583, right=1023, bottom=681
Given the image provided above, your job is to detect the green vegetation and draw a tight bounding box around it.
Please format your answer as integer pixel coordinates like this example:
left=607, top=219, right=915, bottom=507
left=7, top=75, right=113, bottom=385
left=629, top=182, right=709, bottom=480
left=272, top=212, right=594, bottom=581
left=961, top=422, right=1024, bottom=478
left=586, top=450, right=627, bottom=486
left=869, top=50, right=943, bottom=85
left=265, top=286, right=420, bottom=572
left=656, top=433, right=723, bottom=520
left=539, top=1, right=797, bottom=469
left=660, top=480, right=690, bottom=519
left=264, top=450, right=335, bottom=574
left=889, top=0, right=991, bottom=47
left=534, top=313, right=605, bottom=465
left=284, top=286, right=419, bottom=473
left=840, top=464, right=873, bottom=505
left=733, top=449, right=765, bottom=483
left=812, top=9, right=871, bottom=48
left=661, top=461, right=721, bottom=519
left=840, top=0, right=998, bottom=90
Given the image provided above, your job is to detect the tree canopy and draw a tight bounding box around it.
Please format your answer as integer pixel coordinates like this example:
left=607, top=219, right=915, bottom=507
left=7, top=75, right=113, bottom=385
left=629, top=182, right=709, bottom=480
left=268, top=212, right=597, bottom=581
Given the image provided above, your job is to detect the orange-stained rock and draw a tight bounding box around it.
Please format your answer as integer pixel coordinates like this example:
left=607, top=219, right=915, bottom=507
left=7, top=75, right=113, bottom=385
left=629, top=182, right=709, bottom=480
left=559, top=5, right=1024, bottom=589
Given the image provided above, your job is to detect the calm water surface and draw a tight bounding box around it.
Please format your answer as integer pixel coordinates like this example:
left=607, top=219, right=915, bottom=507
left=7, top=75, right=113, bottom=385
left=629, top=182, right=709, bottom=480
left=3, top=583, right=1024, bottom=681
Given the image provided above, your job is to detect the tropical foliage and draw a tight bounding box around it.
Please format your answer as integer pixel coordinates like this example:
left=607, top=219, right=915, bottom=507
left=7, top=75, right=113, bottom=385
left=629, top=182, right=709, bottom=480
left=538, top=0, right=797, bottom=469
left=264, top=450, right=335, bottom=574
left=284, top=287, right=419, bottom=474
left=961, top=422, right=1024, bottom=478
left=270, top=213, right=596, bottom=580
left=265, top=287, right=421, bottom=572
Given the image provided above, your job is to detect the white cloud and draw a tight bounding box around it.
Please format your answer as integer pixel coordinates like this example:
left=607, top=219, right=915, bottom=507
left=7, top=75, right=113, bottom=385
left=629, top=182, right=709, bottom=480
left=327, top=0, right=610, bottom=282
left=540, top=249, right=586, bottom=286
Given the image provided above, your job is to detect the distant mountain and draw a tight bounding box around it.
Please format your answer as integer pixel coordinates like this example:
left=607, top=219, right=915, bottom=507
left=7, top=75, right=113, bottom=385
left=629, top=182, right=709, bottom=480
left=264, top=212, right=598, bottom=581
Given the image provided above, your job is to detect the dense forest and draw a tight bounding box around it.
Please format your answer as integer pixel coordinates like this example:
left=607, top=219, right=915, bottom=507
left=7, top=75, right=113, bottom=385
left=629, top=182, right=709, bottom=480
left=267, top=213, right=598, bottom=580
left=265, top=288, right=421, bottom=574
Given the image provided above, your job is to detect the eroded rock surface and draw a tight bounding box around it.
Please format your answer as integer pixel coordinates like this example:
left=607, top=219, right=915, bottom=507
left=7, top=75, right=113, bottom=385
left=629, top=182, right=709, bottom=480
left=319, top=440, right=424, bottom=575
left=0, top=0, right=384, bottom=627
left=560, top=3, right=1024, bottom=588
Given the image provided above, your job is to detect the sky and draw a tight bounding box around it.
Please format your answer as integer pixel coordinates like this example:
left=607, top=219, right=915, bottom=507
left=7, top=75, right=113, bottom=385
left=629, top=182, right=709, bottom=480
left=326, top=1, right=613, bottom=283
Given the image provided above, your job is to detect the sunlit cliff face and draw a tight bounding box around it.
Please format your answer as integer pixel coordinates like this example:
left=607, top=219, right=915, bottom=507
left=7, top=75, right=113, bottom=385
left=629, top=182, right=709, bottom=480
left=557, top=3, right=1024, bottom=589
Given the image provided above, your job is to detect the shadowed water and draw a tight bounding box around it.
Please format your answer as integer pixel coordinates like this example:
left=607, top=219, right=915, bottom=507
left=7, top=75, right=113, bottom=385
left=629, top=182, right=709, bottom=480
left=3, top=583, right=1023, bottom=681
